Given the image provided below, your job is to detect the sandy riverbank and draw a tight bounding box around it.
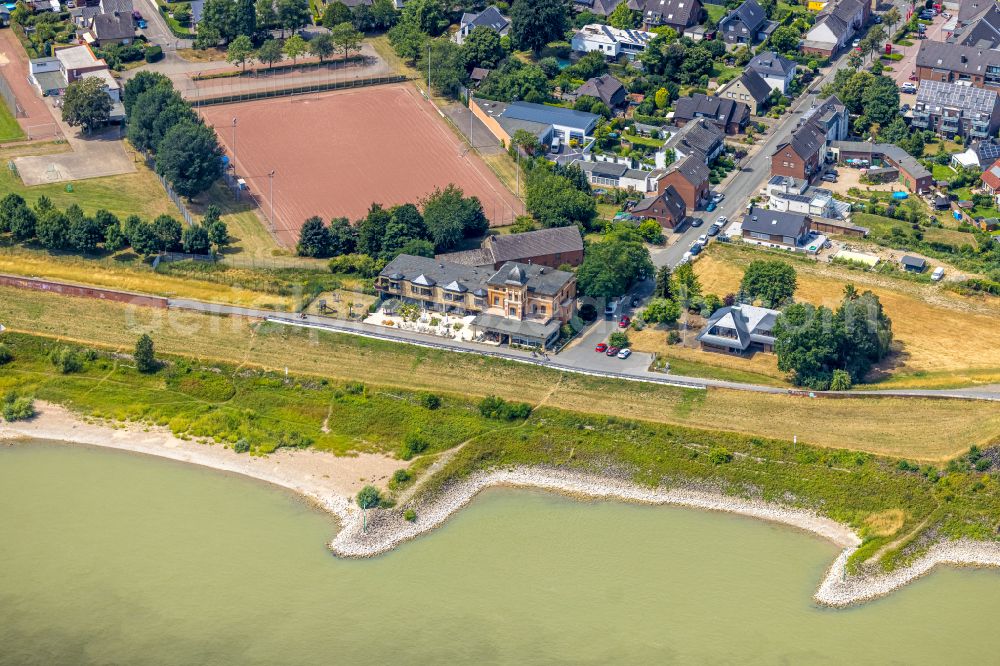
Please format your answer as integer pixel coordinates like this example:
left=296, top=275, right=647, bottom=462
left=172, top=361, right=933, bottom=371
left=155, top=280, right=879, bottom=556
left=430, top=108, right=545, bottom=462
left=4, top=403, right=1000, bottom=606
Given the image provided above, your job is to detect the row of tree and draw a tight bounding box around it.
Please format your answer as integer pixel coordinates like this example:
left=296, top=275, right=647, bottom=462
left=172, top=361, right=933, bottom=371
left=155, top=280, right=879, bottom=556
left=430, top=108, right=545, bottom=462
left=124, top=72, right=224, bottom=199
left=296, top=184, right=488, bottom=259
left=225, top=23, right=363, bottom=71
left=0, top=194, right=229, bottom=257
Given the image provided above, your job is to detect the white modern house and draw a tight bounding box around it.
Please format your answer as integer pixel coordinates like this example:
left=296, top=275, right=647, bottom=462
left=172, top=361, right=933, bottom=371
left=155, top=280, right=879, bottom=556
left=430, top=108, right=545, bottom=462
left=453, top=6, right=510, bottom=45
left=571, top=24, right=657, bottom=60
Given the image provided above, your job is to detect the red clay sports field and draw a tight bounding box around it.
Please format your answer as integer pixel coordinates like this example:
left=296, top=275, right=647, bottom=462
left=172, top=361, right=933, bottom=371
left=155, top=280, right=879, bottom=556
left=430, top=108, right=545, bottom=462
left=200, top=84, right=525, bottom=247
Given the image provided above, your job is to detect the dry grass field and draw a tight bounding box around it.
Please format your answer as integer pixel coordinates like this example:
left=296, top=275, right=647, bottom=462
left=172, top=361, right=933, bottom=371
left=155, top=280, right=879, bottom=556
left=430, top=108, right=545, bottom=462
left=693, top=244, right=1000, bottom=389
left=2, top=285, right=997, bottom=461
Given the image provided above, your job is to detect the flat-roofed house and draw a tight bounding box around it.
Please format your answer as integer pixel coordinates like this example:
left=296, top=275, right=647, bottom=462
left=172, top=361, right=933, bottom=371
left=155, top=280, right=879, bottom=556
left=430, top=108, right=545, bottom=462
left=471, top=98, right=600, bottom=148
left=741, top=206, right=812, bottom=250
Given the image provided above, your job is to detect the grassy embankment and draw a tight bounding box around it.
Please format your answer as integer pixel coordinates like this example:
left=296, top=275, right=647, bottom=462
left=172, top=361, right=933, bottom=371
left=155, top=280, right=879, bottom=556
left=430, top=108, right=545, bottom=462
left=2, top=284, right=998, bottom=461
left=2, top=330, right=999, bottom=574
left=630, top=242, right=1000, bottom=390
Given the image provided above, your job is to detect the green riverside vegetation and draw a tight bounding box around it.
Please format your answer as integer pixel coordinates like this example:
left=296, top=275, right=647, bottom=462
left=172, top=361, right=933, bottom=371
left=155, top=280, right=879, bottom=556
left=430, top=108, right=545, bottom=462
left=1, top=331, right=999, bottom=573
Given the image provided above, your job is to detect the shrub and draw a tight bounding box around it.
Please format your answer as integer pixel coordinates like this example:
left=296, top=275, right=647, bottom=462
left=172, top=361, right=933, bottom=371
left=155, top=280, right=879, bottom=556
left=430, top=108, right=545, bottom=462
left=400, top=432, right=429, bottom=459
left=392, top=468, right=411, bottom=484
left=419, top=393, right=441, bottom=410
left=478, top=395, right=532, bottom=420
left=0, top=343, right=12, bottom=365
left=356, top=485, right=381, bottom=509
left=344, top=381, right=365, bottom=395
left=608, top=331, right=630, bottom=348
left=49, top=346, right=82, bottom=374
left=145, top=45, right=163, bottom=63
left=233, top=439, right=251, bottom=454
left=667, top=330, right=681, bottom=344
left=134, top=334, right=157, bottom=373
left=403, top=508, right=417, bottom=522
left=708, top=447, right=733, bottom=465
left=830, top=369, right=852, bottom=391
left=3, top=395, right=35, bottom=422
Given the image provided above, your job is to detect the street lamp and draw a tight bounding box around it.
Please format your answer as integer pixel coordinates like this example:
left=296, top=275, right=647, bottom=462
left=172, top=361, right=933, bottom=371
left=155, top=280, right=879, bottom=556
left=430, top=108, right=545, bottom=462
left=269, top=170, right=276, bottom=231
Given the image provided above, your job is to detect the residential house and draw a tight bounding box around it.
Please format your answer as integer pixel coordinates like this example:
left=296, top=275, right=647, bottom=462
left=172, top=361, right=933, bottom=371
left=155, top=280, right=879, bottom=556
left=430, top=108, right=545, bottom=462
left=82, top=11, right=135, bottom=46
left=570, top=24, right=656, bottom=61
left=654, top=154, right=710, bottom=209
left=98, top=0, right=132, bottom=14
left=949, top=2, right=1000, bottom=48
left=696, top=304, right=780, bottom=354
left=28, top=57, right=65, bottom=96
left=658, top=117, right=725, bottom=164
left=673, top=93, right=749, bottom=134
left=437, top=226, right=584, bottom=269
left=573, top=74, right=627, bottom=110
left=980, top=157, right=1000, bottom=202
left=572, top=0, right=624, bottom=16
left=770, top=121, right=827, bottom=182
left=31, top=45, right=124, bottom=120
left=900, top=255, right=926, bottom=272
left=471, top=98, right=600, bottom=148
left=375, top=255, right=577, bottom=349
left=747, top=51, right=797, bottom=94
left=631, top=185, right=687, bottom=229
left=764, top=175, right=856, bottom=226
left=915, top=41, right=1000, bottom=90
left=828, top=141, right=934, bottom=193
left=715, top=70, right=772, bottom=115
left=454, top=6, right=510, bottom=45
left=629, top=0, right=703, bottom=33
left=570, top=158, right=659, bottom=192
left=801, top=0, right=869, bottom=58
left=54, top=44, right=108, bottom=83
left=717, top=0, right=778, bottom=46
left=912, top=79, right=1000, bottom=140
left=798, top=94, right=849, bottom=142
left=741, top=206, right=813, bottom=250
left=951, top=139, right=1000, bottom=169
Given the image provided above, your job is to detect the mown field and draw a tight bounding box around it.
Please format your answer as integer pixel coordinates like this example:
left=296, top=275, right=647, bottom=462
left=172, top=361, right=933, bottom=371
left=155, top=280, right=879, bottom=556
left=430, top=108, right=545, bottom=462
left=690, top=243, right=1000, bottom=389
left=2, top=285, right=997, bottom=460
left=0, top=98, right=25, bottom=142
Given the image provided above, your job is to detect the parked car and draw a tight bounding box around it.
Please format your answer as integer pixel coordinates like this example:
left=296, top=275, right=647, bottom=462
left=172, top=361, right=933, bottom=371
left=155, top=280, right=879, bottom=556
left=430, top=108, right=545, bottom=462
left=852, top=39, right=861, bottom=49
left=619, top=315, right=631, bottom=328
left=711, top=192, right=725, bottom=203
left=137, top=19, right=147, bottom=28
left=690, top=217, right=703, bottom=227
left=821, top=173, right=838, bottom=183
left=900, top=82, right=916, bottom=94
left=617, top=348, right=632, bottom=359
left=595, top=342, right=608, bottom=353
left=932, top=267, right=945, bottom=281
left=681, top=251, right=693, bottom=263
left=901, top=103, right=910, bottom=113
left=873, top=14, right=882, bottom=22
left=705, top=201, right=717, bottom=212
left=716, top=216, right=728, bottom=226
left=909, top=71, right=918, bottom=81
left=707, top=225, right=721, bottom=237
left=606, top=346, right=620, bottom=356
left=689, top=243, right=702, bottom=256
left=697, top=234, right=709, bottom=245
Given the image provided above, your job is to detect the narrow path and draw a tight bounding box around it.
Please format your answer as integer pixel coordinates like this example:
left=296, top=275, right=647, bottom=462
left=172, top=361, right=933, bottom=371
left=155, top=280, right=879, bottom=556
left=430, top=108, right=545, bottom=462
left=868, top=515, right=934, bottom=565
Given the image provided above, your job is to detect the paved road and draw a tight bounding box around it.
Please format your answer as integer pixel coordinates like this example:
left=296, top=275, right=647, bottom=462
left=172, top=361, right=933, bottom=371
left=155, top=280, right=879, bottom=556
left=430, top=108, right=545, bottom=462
left=165, top=297, right=1000, bottom=401
left=135, top=0, right=192, bottom=53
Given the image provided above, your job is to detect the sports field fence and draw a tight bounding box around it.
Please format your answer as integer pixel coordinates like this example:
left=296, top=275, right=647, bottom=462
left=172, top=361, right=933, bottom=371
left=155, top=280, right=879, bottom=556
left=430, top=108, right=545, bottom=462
left=143, top=151, right=196, bottom=227
left=0, top=72, right=26, bottom=118
left=185, top=71, right=409, bottom=107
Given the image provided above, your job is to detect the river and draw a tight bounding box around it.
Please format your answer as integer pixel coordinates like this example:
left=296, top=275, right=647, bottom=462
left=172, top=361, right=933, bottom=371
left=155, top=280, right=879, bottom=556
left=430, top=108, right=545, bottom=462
left=3, top=439, right=999, bottom=665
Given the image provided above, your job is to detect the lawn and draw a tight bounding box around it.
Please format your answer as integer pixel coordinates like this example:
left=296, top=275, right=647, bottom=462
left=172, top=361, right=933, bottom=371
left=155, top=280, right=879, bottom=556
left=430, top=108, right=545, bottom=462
left=705, top=3, right=728, bottom=22
left=2, top=284, right=999, bottom=460
left=931, top=163, right=956, bottom=181
left=0, top=98, right=25, bottom=142
left=951, top=186, right=1000, bottom=219
left=624, top=133, right=666, bottom=149
left=693, top=243, right=1000, bottom=389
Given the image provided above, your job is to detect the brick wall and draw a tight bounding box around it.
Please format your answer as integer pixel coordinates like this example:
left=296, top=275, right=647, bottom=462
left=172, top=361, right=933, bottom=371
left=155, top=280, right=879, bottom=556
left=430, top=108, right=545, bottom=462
left=0, top=275, right=167, bottom=308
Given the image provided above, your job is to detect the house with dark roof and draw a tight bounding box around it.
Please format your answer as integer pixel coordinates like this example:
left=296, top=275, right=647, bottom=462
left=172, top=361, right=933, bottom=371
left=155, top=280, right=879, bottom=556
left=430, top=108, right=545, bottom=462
left=718, top=0, right=778, bottom=45
left=900, top=255, right=926, bottom=272
left=82, top=11, right=135, bottom=46
left=629, top=0, right=703, bottom=33
left=747, top=51, right=797, bottom=94
left=660, top=117, right=725, bottom=164
left=697, top=304, right=781, bottom=354
left=437, top=226, right=585, bottom=269
left=673, top=93, right=749, bottom=134
left=771, top=121, right=827, bottom=182
left=715, top=70, right=772, bottom=115
left=572, top=0, right=624, bottom=16
left=741, top=206, right=812, bottom=250
left=454, top=6, right=510, bottom=45
left=631, top=185, right=687, bottom=229
left=798, top=95, right=849, bottom=142
left=570, top=158, right=660, bottom=191
left=653, top=154, right=710, bottom=209
left=915, top=40, right=1000, bottom=90
left=828, top=141, right=934, bottom=193
left=573, top=74, right=627, bottom=109
left=950, top=3, right=1000, bottom=48
left=376, top=255, right=577, bottom=348
left=801, top=0, right=869, bottom=58
left=912, top=79, right=1000, bottom=140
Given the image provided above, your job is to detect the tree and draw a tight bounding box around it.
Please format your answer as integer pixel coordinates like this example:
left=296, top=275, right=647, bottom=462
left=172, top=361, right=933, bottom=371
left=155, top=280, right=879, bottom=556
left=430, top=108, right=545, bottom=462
left=388, top=19, right=427, bottom=63
left=195, top=24, right=223, bottom=49
left=421, top=184, right=488, bottom=251
left=134, top=334, right=157, bottom=373
left=773, top=303, right=840, bottom=389
left=608, top=1, right=638, bottom=28
left=397, top=0, right=448, bottom=35
left=884, top=6, right=901, bottom=32
left=609, top=331, right=630, bottom=348
left=740, top=260, right=797, bottom=307
left=122, top=71, right=170, bottom=115
left=878, top=116, right=910, bottom=145
left=150, top=215, right=183, bottom=252
left=331, top=21, right=363, bottom=58
left=226, top=34, right=255, bottom=71
left=234, top=0, right=257, bottom=37
left=576, top=231, right=652, bottom=299
left=642, top=298, right=681, bottom=325
left=207, top=220, right=231, bottom=251
left=321, top=0, right=352, bottom=28
left=328, top=216, right=357, bottom=256
left=671, top=262, right=700, bottom=305
left=201, top=0, right=237, bottom=41
left=830, top=369, right=852, bottom=390
left=68, top=215, right=104, bottom=254
left=837, top=288, right=892, bottom=382
left=0, top=194, right=36, bottom=241
left=277, top=0, right=310, bottom=36
left=476, top=58, right=550, bottom=102
left=104, top=223, right=127, bottom=252
left=356, top=484, right=381, bottom=530
left=182, top=224, right=212, bottom=254
left=256, top=0, right=278, bottom=30
left=156, top=121, right=224, bottom=198
left=510, top=0, right=568, bottom=53
left=297, top=215, right=333, bottom=257
left=35, top=209, right=70, bottom=249
left=257, top=38, right=284, bottom=68
left=418, top=37, right=467, bottom=98
left=283, top=33, right=308, bottom=63
left=769, top=25, right=799, bottom=53
left=128, top=221, right=160, bottom=256
left=369, top=0, right=397, bottom=30
left=462, top=25, right=504, bottom=69
left=357, top=203, right=391, bottom=256
left=309, top=32, right=336, bottom=62
left=526, top=170, right=596, bottom=229
left=654, top=265, right=672, bottom=300
left=654, top=87, right=669, bottom=110
left=61, top=78, right=111, bottom=133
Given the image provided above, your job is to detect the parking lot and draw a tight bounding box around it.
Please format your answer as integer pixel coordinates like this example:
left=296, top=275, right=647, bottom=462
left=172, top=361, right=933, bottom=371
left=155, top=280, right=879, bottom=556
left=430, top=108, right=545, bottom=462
left=889, top=11, right=949, bottom=88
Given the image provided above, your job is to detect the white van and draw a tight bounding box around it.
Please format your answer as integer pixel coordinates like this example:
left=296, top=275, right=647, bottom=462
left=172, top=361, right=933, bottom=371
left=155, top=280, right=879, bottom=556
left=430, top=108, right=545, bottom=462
left=551, top=135, right=561, bottom=154
left=931, top=267, right=945, bottom=281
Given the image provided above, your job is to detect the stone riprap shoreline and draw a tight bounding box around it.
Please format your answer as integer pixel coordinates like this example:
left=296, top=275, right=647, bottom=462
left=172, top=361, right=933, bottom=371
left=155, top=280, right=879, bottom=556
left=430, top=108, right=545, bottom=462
left=5, top=406, right=1000, bottom=607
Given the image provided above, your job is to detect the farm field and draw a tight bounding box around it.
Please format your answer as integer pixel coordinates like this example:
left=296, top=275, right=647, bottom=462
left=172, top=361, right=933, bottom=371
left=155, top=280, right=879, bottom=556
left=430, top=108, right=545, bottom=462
left=2, top=284, right=998, bottom=460
left=199, top=84, right=525, bottom=247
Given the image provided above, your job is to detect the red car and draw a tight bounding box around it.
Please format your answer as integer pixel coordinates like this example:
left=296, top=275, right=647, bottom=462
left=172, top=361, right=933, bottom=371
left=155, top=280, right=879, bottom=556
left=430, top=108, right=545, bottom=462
left=595, top=343, right=608, bottom=353
left=619, top=315, right=631, bottom=328
left=606, top=346, right=620, bottom=356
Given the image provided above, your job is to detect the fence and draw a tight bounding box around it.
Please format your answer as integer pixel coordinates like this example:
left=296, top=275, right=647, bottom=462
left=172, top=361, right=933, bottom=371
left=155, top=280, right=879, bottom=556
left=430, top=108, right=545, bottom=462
left=0, top=72, right=25, bottom=118
left=143, top=151, right=196, bottom=226
left=185, top=71, right=409, bottom=107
